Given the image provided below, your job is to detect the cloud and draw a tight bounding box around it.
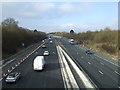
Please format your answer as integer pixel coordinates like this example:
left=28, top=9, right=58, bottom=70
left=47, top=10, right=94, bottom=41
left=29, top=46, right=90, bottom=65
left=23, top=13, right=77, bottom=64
left=2, top=2, right=93, bottom=20
left=20, top=3, right=55, bottom=18
left=2, top=2, right=117, bottom=33
left=37, top=23, right=117, bottom=33
left=2, top=2, right=55, bottom=19
left=59, top=3, right=76, bottom=13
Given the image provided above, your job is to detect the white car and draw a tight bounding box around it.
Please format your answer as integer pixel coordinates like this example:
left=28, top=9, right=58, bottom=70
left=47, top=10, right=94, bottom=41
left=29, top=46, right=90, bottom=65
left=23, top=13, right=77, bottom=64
left=43, top=51, right=49, bottom=56
left=50, top=41, right=53, bottom=43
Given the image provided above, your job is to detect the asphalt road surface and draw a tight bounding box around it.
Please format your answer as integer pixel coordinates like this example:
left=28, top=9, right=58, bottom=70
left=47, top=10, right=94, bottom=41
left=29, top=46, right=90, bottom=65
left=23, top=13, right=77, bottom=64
left=1, top=36, right=120, bottom=90
left=2, top=39, right=64, bottom=89
left=57, top=37, right=119, bottom=89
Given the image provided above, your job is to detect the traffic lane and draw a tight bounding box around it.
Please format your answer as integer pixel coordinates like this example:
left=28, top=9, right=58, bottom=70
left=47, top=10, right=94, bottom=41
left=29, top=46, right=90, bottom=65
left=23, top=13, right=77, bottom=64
left=74, top=45, right=119, bottom=80
left=38, top=40, right=64, bottom=88
left=2, top=41, right=44, bottom=74
left=72, top=45, right=119, bottom=82
left=59, top=37, right=119, bottom=77
left=62, top=38, right=119, bottom=71
left=59, top=39, right=119, bottom=88
left=2, top=41, right=64, bottom=88
left=76, top=44, right=119, bottom=70
left=79, top=55, right=119, bottom=88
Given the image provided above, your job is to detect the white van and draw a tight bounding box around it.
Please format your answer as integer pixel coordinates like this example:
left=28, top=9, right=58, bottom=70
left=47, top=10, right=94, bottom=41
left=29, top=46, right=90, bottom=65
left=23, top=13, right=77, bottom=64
left=33, top=56, right=45, bottom=70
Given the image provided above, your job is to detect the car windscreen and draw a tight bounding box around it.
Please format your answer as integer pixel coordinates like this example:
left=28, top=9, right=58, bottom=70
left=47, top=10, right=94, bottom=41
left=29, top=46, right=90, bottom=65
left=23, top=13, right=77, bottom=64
left=8, top=74, right=15, bottom=78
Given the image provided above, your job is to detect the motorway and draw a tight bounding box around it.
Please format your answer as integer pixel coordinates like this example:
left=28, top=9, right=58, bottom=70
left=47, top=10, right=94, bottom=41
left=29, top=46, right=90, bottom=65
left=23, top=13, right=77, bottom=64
left=2, top=38, right=64, bottom=89
left=1, top=36, right=120, bottom=89
left=56, top=37, right=119, bottom=89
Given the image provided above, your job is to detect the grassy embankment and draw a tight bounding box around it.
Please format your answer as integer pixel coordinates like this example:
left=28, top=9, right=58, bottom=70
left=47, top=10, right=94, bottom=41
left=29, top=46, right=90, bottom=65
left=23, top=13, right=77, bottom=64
left=54, top=28, right=119, bottom=61
left=1, top=18, right=46, bottom=59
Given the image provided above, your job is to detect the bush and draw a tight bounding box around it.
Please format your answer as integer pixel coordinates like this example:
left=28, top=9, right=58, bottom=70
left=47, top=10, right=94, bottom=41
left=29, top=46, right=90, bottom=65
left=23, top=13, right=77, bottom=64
left=101, top=44, right=116, bottom=54
left=1, top=18, right=46, bottom=59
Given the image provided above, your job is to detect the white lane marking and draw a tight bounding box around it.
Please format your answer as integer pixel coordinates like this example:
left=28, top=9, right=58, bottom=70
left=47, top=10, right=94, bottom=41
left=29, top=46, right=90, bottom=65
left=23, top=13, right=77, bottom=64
left=99, top=71, right=104, bottom=75
left=57, top=46, right=79, bottom=88
left=100, top=62, right=104, bottom=65
left=0, top=59, right=15, bottom=69
left=0, top=78, right=3, bottom=81
left=94, top=54, right=119, bottom=67
left=88, top=62, right=91, bottom=64
left=57, top=46, right=71, bottom=88
left=114, top=71, right=120, bottom=76
left=1, top=43, right=44, bottom=69
left=60, top=46, right=95, bottom=88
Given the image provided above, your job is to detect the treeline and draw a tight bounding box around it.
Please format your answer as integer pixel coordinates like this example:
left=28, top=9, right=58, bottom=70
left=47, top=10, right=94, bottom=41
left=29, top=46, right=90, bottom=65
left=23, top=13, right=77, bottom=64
left=55, top=28, right=119, bottom=58
left=1, top=18, right=46, bottom=59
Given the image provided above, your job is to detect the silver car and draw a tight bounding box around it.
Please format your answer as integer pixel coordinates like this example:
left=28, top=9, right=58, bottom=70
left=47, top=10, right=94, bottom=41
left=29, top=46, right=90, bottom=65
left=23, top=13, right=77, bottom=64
left=5, top=72, right=21, bottom=83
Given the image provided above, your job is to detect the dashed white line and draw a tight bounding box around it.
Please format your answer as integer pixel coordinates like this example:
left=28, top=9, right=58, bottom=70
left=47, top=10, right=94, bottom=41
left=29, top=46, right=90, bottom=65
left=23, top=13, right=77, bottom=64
left=100, top=62, right=104, bottom=65
left=99, top=71, right=104, bottom=75
left=114, top=71, right=120, bottom=75
left=60, top=46, right=95, bottom=88
left=88, top=62, right=91, bottom=64
left=94, top=54, right=119, bottom=67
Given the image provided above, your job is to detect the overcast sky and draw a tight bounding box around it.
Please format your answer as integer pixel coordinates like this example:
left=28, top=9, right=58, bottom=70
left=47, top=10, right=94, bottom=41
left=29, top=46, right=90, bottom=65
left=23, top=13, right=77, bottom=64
left=1, top=1, right=118, bottom=33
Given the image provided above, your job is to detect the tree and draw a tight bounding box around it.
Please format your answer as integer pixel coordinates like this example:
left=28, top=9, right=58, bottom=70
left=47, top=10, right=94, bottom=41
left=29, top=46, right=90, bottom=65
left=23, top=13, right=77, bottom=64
left=2, top=18, right=18, bottom=28
left=70, top=30, right=74, bottom=33
left=34, top=29, right=37, bottom=32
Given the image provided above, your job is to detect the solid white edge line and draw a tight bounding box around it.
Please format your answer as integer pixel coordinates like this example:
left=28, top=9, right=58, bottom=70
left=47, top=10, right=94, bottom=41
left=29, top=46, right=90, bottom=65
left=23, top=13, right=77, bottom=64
left=56, top=46, right=67, bottom=89
left=59, top=46, right=79, bottom=88
left=0, top=58, right=15, bottom=69
left=57, top=46, right=79, bottom=88
left=114, top=71, right=120, bottom=76
left=59, top=46, right=95, bottom=88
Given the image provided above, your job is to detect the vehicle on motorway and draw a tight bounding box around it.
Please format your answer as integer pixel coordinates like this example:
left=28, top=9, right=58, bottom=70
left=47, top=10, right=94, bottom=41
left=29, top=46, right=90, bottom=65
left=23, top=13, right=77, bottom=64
left=5, top=72, right=21, bottom=83
left=33, top=56, right=45, bottom=70
left=49, top=37, right=51, bottom=40
left=42, top=44, right=46, bottom=48
left=69, top=39, right=74, bottom=45
left=85, top=49, right=93, bottom=54
left=50, top=40, right=53, bottom=43
left=43, top=51, right=50, bottom=56
left=42, top=40, right=44, bottom=42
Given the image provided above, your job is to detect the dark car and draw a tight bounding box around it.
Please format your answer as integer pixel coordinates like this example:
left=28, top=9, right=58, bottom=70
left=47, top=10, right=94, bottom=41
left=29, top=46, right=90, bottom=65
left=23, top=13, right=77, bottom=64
left=85, top=50, right=93, bottom=54
left=5, top=72, right=21, bottom=83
